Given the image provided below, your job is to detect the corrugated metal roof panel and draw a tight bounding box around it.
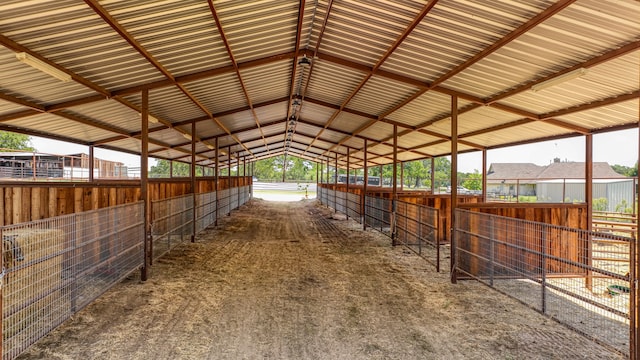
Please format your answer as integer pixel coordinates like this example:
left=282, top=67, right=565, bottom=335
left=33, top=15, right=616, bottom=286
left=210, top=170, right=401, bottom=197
left=330, top=112, right=372, bottom=135
left=183, top=72, right=247, bottom=114
left=2, top=1, right=166, bottom=91
left=463, top=121, right=567, bottom=148
left=297, top=100, right=340, bottom=126
left=319, top=0, right=424, bottom=67
left=241, top=60, right=291, bottom=105
left=4, top=112, right=116, bottom=143
left=0, top=0, right=638, bottom=167
left=0, top=47, right=98, bottom=105
left=555, top=99, right=640, bottom=131
left=304, top=60, right=367, bottom=105
left=214, top=0, right=299, bottom=63
left=386, top=91, right=473, bottom=127
left=102, top=0, right=232, bottom=76
left=215, top=110, right=256, bottom=133
left=348, top=76, right=419, bottom=116
left=358, top=121, right=394, bottom=142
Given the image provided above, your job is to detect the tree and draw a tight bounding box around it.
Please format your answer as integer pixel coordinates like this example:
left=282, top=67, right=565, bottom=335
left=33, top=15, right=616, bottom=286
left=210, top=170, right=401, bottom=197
left=0, top=131, right=36, bottom=151
left=150, top=159, right=203, bottom=178
left=611, top=164, right=635, bottom=177
left=462, top=170, right=482, bottom=190
left=403, top=160, right=430, bottom=188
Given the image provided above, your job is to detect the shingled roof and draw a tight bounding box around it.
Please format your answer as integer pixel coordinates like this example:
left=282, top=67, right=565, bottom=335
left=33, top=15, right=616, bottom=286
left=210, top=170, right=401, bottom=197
left=487, top=162, right=627, bottom=180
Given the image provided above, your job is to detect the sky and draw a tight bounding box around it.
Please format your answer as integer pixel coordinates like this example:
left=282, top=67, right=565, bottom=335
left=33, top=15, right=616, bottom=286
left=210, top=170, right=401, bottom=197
left=28, top=128, right=638, bottom=173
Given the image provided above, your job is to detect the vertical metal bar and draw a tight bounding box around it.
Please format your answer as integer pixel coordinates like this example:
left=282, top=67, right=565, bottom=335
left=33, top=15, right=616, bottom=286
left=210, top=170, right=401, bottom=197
left=214, top=137, right=219, bottom=226
left=191, top=120, right=196, bottom=242
left=418, top=206, right=422, bottom=255
left=632, top=95, right=640, bottom=360
left=399, top=161, right=403, bottom=191
left=89, top=145, right=95, bottom=182
left=436, top=209, right=440, bottom=272
left=482, top=149, right=487, bottom=202
left=541, top=224, right=547, bottom=314
left=227, top=146, right=231, bottom=216
left=392, top=124, right=398, bottom=245
left=334, top=152, right=338, bottom=213
left=346, top=146, right=350, bottom=219
left=363, top=140, right=368, bottom=230
left=450, top=94, right=458, bottom=283
left=490, top=216, right=495, bottom=287
left=585, top=133, right=593, bottom=289
left=431, top=157, right=435, bottom=193
left=140, top=89, right=149, bottom=281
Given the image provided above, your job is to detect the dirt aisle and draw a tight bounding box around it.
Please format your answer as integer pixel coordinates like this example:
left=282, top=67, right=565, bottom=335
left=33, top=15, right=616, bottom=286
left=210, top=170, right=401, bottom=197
left=19, top=199, right=622, bottom=360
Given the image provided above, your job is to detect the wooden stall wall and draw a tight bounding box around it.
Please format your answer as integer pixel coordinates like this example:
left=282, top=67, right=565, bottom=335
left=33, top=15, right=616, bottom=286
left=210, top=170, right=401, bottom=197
left=0, top=177, right=252, bottom=226
left=457, top=203, right=589, bottom=278
left=0, top=182, right=141, bottom=226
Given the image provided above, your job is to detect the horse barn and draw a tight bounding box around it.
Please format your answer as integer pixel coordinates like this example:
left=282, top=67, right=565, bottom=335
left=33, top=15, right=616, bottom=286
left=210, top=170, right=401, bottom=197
left=0, top=0, right=639, bottom=359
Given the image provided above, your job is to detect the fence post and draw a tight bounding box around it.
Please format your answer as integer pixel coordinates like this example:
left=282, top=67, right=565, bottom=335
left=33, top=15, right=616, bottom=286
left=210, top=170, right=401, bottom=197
left=490, top=216, right=495, bottom=287
left=541, top=225, right=547, bottom=314
left=418, top=206, right=422, bottom=256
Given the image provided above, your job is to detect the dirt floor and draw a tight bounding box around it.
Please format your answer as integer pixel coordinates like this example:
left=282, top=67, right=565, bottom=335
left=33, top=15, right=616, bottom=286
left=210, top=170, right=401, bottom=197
left=18, top=199, right=624, bottom=360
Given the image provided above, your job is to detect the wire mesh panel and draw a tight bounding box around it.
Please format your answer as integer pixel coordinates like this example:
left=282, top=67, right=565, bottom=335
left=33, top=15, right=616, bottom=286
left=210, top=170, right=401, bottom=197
left=2, top=202, right=144, bottom=360
left=365, top=195, right=392, bottom=237
left=318, top=186, right=327, bottom=205
left=218, top=188, right=230, bottom=217
left=335, top=189, right=347, bottom=214
left=230, top=187, right=239, bottom=210
left=455, top=209, right=631, bottom=356
left=395, top=201, right=440, bottom=270
left=346, top=192, right=361, bottom=223
left=196, top=191, right=217, bottom=233
left=150, top=194, right=194, bottom=261
left=326, top=188, right=336, bottom=209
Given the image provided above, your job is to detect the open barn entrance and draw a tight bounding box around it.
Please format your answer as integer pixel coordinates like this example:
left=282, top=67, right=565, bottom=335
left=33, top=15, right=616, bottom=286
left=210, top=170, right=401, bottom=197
left=252, top=182, right=317, bottom=202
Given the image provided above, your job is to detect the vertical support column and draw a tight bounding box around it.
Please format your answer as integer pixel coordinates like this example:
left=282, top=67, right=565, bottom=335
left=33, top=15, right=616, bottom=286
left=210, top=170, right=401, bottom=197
left=214, top=137, right=219, bottom=226
left=392, top=124, right=398, bottom=245
left=363, top=140, right=368, bottom=230
left=400, top=161, right=404, bottom=191
left=431, top=157, right=435, bottom=193
left=346, top=147, right=350, bottom=219
left=240, top=156, right=245, bottom=206
left=334, top=152, right=338, bottom=213
left=89, top=145, right=95, bottom=182
left=140, top=89, right=150, bottom=282
left=450, top=95, right=458, bottom=283
left=227, top=146, right=232, bottom=216
left=632, top=101, right=640, bottom=360
left=482, top=149, right=487, bottom=202
left=585, top=134, right=593, bottom=289
left=191, top=121, right=196, bottom=243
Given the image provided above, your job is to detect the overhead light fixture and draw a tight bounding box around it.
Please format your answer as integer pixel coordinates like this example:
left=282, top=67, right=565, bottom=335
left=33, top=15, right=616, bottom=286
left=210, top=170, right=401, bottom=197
left=289, top=119, right=296, bottom=126
left=298, top=55, right=311, bottom=66
left=15, top=52, right=72, bottom=82
left=207, top=144, right=214, bottom=150
left=530, top=68, right=588, bottom=92
left=220, top=150, right=227, bottom=155
left=183, top=133, right=192, bottom=141
left=292, top=99, right=301, bottom=107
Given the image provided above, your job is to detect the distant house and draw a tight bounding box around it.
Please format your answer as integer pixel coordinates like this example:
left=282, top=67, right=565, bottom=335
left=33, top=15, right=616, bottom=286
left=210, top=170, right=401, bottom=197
left=486, top=160, right=632, bottom=211
left=486, top=163, right=543, bottom=196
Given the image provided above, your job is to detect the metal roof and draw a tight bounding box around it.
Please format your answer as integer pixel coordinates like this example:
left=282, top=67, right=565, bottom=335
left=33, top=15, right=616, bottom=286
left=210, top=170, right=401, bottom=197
left=0, top=0, right=638, bottom=170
